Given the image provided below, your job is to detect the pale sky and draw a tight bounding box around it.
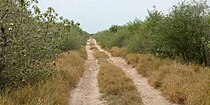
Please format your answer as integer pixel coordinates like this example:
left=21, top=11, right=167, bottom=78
left=38, top=0, right=210, bottom=33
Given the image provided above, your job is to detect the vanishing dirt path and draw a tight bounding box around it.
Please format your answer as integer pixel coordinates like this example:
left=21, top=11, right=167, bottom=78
left=93, top=39, right=178, bottom=105
left=69, top=39, right=105, bottom=105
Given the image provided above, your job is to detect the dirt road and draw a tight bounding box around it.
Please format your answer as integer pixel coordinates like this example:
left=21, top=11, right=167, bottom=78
left=69, top=38, right=177, bottom=105
left=69, top=39, right=105, bottom=105
left=93, top=39, right=178, bottom=105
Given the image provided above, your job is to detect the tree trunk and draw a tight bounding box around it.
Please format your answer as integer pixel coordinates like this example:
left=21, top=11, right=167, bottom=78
left=201, top=44, right=207, bottom=66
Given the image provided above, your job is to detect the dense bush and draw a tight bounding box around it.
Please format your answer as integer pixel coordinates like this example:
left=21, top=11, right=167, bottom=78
left=156, top=1, right=210, bottom=64
left=0, top=50, right=87, bottom=105
left=0, top=0, right=88, bottom=89
left=94, top=0, right=210, bottom=66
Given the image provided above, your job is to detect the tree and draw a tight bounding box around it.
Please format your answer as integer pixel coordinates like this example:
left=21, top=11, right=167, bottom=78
left=109, top=25, right=119, bottom=32
left=159, top=1, right=209, bottom=65
left=0, top=0, right=88, bottom=89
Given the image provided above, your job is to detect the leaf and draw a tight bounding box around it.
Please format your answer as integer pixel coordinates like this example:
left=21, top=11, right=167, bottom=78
left=1, top=27, right=5, bottom=34
left=32, top=0, right=39, bottom=4
left=208, top=41, right=210, bottom=48
left=207, top=44, right=210, bottom=48
left=19, top=0, right=25, bottom=7
left=200, top=37, right=205, bottom=43
left=35, top=7, right=41, bottom=14
left=59, top=16, right=64, bottom=21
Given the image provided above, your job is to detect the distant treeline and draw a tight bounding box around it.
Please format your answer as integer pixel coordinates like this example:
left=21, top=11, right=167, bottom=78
left=95, top=0, right=210, bottom=66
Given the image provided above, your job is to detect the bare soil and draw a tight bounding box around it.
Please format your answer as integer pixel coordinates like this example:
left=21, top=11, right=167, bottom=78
left=69, top=39, right=105, bottom=105
left=69, top=38, right=178, bottom=105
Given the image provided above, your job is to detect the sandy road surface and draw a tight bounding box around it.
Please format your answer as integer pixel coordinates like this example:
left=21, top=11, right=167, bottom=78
left=69, top=39, right=105, bottom=105
left=93, top=39, right=178, bottom=105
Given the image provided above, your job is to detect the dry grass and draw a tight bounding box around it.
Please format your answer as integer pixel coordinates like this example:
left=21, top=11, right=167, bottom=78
left=94, top=50, right=109, bottom=59
left=125, top=53, right=210, bottom=105
left=126, top=53, right=140, bottom=67
left=77, top=46, right=88, bottom=59
left=0, top=77, right=71, bottom=105
left=0, top=50, right=86, bottom=105
left=53, top=50, right=86, bottom=87
left=110, top=47, right=127, bottom=57
left=97, top=62, right=142, bottom=105
left=90, top=44, right=97, bottom=50
left=89, top=40, right=97, bottom=50
left=94, top=50, right=109, bottom=65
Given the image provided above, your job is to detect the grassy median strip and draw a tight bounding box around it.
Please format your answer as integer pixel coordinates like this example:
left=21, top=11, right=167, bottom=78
left=97, top=62, right=142, bottom=105
left=94, top=50, right=109, bottom=59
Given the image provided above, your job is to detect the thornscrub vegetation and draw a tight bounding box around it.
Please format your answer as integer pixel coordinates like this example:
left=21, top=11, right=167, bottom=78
left=0, top=49, right=87, bottom=105
left=0, top=0, right=88, bottom=90
left=94, top=1, right=210, bottom=105
left=94, top=0, right=210, bottom=66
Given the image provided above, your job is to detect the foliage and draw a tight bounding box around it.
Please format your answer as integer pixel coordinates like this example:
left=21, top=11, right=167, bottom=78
left=109, top=25, right=119, bottom=32
left=95, top=0, right=210, bottom=65
left=157, top=1, right=210, bottom=64
left=0, top=50, right=86, bottom=105
left=0, top=0, right=88, bottom=89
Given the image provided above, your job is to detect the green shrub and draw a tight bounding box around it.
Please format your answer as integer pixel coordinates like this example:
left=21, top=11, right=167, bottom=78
left=0, top=0, right=88, bottom=90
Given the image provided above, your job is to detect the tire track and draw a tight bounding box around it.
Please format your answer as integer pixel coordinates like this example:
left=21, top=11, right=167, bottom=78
left=93, top=39, right=178, bottom=105
left=69, top=39, right=105, bottom=105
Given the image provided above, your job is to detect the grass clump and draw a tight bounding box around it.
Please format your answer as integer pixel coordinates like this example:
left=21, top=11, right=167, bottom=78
left=125, top=54, right=139, bottom=67
left=90, top=42, right=97, bottom=50
left=0, top=50, right=86, bottom=105
left=94, top=50, right=109, bottom=59
left=125, top=54, right=210, bottom=105
left=90, top=45, right=97, bottom=50
left=110, top=47, right=127, bottom=57
left=94, top=50, right=109, bottom=64
left=97, top=63, right=142, bottom=105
